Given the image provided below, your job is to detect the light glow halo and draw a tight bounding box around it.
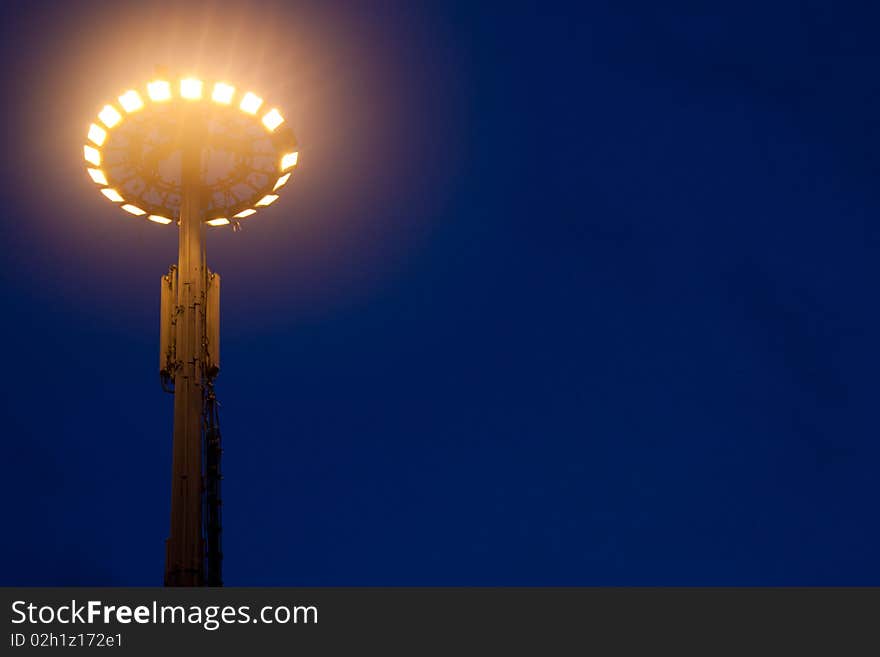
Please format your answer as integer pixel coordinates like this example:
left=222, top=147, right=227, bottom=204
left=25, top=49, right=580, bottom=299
left=83, top=76, right=298, bottom=227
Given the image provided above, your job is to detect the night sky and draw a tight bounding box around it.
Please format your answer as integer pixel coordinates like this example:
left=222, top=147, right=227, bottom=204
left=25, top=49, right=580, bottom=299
left=1, top=0, right=879, bottom=585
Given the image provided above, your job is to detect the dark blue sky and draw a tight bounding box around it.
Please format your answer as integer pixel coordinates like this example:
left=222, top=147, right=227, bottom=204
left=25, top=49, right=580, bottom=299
left=1, top=0, right=878, bottom=585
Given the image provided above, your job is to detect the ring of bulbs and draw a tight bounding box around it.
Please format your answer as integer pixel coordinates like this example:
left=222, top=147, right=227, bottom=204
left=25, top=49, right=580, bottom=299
left=83, top=77, right=299, bottom=227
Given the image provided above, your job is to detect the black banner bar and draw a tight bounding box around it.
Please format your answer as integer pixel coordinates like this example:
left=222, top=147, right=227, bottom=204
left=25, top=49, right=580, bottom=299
left=2, top=588, right=877, bottom=654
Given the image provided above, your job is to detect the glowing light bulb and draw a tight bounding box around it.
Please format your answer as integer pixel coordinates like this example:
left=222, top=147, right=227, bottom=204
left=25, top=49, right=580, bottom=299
left=212, top=82, right=235, bottom=104
left=239, top=92, right=263, bottom=114
left=101, top=188, right=124, bottom=203
left=87, top=123, right=107, bottom=146
left=86, top=168, right=108, bottom=185
left=121, top=204, right=146, bottom=216
left=262, top=108, right=284, bottom=131
left=98, top=104, right=122, bottom=128
left=180, top=78, right=203, bottom=100
left=147, top=80, right=172, bottom=101
left=83, top=145, right=101, bottom=166
left=118, top=90, right=144, bottom=113
left=255, top=194, right=278, bottom=207
left=280, top=152, right=298, bottom=171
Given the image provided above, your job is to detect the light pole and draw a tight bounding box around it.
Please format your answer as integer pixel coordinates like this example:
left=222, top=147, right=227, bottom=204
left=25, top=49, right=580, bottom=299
left=83, top=74, right=298, bottom=586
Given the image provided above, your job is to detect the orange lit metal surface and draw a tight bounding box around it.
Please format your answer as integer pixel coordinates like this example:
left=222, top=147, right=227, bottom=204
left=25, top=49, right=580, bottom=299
left=83, top=76, right=298, bottom=226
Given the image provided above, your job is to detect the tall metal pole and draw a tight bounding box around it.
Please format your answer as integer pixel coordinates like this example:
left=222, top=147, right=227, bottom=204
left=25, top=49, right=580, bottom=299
left=165, top=111, right=207, bottom=586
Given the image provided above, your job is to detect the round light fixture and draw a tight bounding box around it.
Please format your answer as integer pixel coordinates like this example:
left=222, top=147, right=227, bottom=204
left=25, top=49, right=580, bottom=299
left=83, top=77, right=299, bottom=227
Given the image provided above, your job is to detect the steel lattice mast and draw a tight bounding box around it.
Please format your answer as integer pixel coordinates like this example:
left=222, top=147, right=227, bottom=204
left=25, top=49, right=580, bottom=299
left=82, top=74, right=298, bottom=586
